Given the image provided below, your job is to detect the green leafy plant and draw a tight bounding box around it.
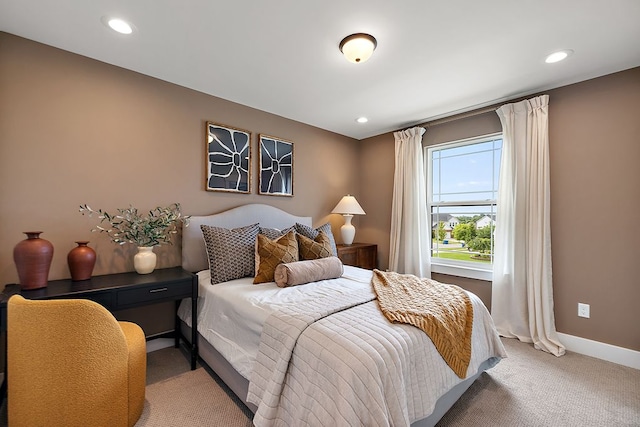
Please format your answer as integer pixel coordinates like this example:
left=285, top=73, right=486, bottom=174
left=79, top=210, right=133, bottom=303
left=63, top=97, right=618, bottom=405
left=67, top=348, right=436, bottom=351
left=79, top=203, right=189, bottom=247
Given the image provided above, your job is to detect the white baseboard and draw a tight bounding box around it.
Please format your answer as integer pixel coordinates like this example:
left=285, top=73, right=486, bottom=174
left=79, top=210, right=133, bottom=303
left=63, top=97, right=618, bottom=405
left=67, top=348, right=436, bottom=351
left=557, top=333, right=640, bottom=370
left=146, top=337, right=174, bottom=353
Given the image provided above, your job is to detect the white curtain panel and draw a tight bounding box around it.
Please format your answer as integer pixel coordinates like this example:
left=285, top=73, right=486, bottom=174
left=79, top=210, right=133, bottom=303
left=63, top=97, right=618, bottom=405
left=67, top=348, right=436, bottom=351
left=492, top=95, right=565, bottom=356
left=389, top=127, right=431, bottom=277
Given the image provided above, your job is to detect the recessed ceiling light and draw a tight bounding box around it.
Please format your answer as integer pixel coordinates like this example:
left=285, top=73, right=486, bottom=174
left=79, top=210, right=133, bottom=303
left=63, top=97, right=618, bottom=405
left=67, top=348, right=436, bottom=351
left=545, top=49, right=573, bottom=64
left=104, top=17, right=133, bottom=34
left=356, top=117, right=369, bottom=124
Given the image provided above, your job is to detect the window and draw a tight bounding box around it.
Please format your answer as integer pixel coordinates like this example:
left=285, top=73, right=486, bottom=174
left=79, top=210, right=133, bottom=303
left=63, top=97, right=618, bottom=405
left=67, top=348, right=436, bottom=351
left=426, top=133, right=502, bottom=280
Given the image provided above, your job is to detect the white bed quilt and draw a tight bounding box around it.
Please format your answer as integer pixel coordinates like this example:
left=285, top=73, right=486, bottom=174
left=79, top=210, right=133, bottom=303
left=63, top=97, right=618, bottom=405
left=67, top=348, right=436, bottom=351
left=177, top=266, right=377, bottom=378
left=246, top=272, right=506, bottom=427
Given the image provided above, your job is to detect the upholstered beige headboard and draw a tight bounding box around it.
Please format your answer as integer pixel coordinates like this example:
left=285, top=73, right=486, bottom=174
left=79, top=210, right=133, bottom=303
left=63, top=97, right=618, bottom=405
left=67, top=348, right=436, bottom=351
left=181, top=204, right=312, bottom=273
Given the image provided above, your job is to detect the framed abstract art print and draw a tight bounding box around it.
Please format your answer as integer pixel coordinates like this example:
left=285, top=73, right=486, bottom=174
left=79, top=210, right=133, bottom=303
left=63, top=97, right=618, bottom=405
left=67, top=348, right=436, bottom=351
left=258, top=134, right=293, bottom=197
left=205, top=122, right=251, bottom=193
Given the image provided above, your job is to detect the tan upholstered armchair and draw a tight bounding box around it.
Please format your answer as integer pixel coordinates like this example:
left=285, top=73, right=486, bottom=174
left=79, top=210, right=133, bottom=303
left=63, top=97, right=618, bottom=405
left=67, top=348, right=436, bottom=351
left=7, top=295, right=146, bottom=427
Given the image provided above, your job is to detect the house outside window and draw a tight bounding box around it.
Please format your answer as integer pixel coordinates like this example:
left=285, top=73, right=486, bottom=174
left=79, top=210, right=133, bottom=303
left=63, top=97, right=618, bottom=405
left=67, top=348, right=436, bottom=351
left=426, top=133, right=502, bottom=281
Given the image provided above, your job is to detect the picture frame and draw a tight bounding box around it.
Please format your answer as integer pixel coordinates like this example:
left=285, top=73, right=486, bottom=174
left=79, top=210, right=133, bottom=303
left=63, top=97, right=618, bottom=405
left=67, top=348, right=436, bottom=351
left=205, top=122, right=251, bottom=193
left=258, top=134, right=294, bottom=197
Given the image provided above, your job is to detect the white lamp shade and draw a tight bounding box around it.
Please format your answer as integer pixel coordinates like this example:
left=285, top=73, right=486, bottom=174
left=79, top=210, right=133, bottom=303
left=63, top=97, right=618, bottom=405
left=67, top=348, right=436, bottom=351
left=331, top=195, right=366, bottom=215
left=339, top=33, right=377, bottom=64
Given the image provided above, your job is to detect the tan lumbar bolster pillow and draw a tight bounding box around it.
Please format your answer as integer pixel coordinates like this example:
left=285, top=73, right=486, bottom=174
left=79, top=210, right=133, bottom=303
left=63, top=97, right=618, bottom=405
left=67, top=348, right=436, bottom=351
left=274, top=256, right=344, bottom=287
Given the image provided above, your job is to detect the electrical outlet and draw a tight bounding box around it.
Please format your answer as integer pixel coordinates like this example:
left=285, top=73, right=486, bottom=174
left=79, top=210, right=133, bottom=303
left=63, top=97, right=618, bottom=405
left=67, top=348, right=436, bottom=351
left=578, top=303, right=590, bottom=318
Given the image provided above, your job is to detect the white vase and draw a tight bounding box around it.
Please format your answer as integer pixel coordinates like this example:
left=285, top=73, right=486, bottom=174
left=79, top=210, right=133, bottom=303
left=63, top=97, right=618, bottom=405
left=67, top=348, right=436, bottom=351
left=134, top=246, right=157, bottom=274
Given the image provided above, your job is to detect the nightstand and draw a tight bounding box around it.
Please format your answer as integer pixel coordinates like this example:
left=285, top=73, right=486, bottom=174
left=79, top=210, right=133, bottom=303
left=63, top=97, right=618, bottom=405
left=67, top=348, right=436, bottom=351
left=336, top=243, right=377, bottom=269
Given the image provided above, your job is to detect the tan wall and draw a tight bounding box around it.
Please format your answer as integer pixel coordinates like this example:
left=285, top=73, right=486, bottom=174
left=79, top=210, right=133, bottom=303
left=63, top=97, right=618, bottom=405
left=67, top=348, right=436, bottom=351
left=548, top=68, right=640, bottom=351
left=0, top=33, right=360, bottom=334
left=358, top=67, right=640, bottom=352
left=2, top=31, right=639, bottom=353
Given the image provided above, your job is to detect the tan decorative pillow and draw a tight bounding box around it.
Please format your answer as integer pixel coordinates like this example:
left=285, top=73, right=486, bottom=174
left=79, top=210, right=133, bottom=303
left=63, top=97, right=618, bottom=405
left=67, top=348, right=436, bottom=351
left=274, top=256, right=344, bottom=288
left=254, top=230, right=299, bottom=284
left=297, top=231, right=333, bottom=260
left=295, top=222, right=338, bottom=256
left=255, top=226, right=295, bottom=273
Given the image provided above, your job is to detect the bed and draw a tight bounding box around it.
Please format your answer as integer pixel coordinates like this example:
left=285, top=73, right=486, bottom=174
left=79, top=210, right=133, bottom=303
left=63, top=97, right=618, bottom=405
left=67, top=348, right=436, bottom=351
left=177, top=203, right=506, bottom=426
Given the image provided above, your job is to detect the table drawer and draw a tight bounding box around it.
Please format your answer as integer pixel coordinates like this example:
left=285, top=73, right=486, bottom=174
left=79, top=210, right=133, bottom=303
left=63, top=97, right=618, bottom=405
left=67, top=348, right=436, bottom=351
left=116, top=281, right=192, bottom=309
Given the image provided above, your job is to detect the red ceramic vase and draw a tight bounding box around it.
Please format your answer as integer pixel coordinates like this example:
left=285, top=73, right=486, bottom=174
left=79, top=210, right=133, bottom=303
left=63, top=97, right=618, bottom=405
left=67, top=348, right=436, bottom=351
left=13, top=231, right=54, bottom=290
left=67, top=241, right=96, bottom=281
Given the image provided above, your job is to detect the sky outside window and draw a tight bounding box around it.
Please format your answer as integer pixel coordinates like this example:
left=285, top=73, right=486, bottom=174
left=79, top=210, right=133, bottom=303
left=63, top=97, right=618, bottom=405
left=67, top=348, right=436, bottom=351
left=432, top=139, right=502, bottom=204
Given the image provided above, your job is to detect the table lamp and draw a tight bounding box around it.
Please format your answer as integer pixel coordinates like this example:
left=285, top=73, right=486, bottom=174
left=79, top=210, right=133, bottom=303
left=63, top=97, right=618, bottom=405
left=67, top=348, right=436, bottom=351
left=331, top=195, right=366, bottom=245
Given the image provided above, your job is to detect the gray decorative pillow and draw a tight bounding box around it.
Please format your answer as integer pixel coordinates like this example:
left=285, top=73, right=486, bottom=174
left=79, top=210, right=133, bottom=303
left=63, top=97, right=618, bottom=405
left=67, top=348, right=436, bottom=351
left=295, top=222, right=338, bottom=256
left=201, top=223, right=260, bottom=284
left=259, top=226, right=295, bottom=240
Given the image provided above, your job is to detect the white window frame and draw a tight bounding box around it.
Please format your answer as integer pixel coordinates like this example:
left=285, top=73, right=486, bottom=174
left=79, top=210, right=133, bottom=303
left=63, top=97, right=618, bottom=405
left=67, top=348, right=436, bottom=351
left=425, top=132, right=502, bottom=281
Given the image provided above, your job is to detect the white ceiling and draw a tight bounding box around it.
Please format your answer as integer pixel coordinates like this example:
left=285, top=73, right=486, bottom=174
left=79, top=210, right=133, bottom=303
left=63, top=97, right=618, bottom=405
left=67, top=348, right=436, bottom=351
left=1, top=0, right=639, bottom=140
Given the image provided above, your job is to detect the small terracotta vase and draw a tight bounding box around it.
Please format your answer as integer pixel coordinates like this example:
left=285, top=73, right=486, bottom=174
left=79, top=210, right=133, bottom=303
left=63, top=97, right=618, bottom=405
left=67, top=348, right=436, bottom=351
left=67, top=241, right=96, bottom=281
left=134, top=246, right=156, bottom=274
left=13, top=231, right=54, bottom=290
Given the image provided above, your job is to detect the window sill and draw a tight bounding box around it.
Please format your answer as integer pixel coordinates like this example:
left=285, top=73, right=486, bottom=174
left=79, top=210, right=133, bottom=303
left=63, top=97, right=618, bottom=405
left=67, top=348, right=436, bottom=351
left=431, top=262, right=493, bottom=281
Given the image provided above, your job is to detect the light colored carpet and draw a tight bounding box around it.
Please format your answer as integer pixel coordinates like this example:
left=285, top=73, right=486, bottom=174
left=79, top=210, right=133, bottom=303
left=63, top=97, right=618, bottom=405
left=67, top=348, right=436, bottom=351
left=437, top=338, right=640, bottom=426
left=135, top=367, right=252, bottom=427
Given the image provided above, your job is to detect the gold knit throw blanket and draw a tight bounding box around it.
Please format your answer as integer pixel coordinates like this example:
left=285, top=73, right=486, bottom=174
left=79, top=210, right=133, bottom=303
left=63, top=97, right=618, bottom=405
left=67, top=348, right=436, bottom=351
left=371, top=269, right=474, bottom=378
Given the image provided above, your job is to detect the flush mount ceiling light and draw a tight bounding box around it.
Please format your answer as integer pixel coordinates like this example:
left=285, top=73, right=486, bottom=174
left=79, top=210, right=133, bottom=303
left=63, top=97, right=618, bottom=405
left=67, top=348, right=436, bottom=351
left=356, top=117, right=369, bottom=123
left=339, top=33, right=377, bottom=63
left=545, top=49, right=574, bottom=64
left=103, top=17, right=134, bottom=34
